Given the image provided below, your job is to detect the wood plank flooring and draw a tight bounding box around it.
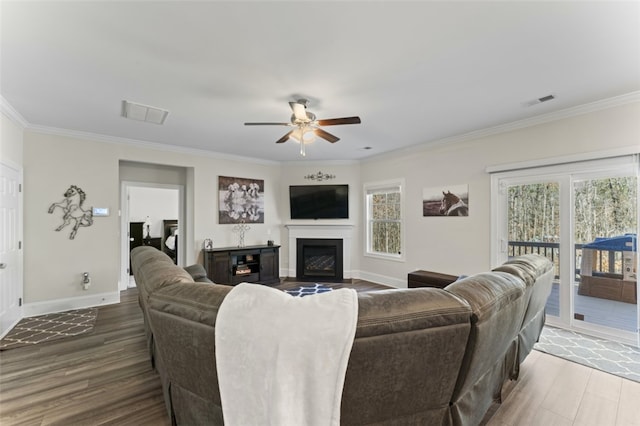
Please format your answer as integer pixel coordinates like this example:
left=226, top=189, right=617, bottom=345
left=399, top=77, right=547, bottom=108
left=0, top=288, right=170, bottom=426
left=485, top=349, right=640, bottom=426
left=2, top=285, right=639, bottom=426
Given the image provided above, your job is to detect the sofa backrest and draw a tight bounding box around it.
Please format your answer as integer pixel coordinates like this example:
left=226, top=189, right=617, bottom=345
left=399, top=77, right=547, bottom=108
left=341, top=287, right=472, bottom=425
left=493, top=254, right=554, bottom=373
left=445, top=271, right=526, bottom=426
left=148, top=281, right=232, bottom=425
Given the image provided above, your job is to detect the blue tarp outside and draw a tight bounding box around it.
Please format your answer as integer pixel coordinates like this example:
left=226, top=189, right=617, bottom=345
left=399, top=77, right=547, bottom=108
left=582, top=233, right=637, bottom=252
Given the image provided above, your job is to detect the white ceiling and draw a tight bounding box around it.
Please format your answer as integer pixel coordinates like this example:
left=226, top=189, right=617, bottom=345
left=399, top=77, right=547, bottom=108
left=2, top=1, right=639, bottom=163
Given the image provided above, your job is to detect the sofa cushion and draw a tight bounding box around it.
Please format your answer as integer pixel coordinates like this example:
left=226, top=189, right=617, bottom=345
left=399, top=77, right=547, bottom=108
left=140, top=262, right=193, bottom=292
left=341, top=287, right=472, bottom=425
left=150, top=282, right=232, bottom=327
left=493, top=253, right=553, bottom=287
left=183, top=264, right=213, bottom=283
left=131, top=246, right=172, bottom=274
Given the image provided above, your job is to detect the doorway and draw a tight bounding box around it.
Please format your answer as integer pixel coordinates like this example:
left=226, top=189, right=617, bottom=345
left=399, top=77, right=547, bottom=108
left=120, top=182, right=183, bottom=290
left=492, top=155, right=639, bottom=346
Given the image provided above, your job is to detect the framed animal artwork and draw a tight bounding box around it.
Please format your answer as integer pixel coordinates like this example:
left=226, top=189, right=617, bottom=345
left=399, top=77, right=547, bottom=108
left=218, top=176, right=265, bottom=224
left=48, top=185, right=94, bottom=239
left=422, top=184, right=469, bottom=217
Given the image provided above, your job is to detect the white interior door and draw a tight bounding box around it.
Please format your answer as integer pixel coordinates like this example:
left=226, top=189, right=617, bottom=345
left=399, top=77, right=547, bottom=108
left=0, top=162, right=23, bottom=337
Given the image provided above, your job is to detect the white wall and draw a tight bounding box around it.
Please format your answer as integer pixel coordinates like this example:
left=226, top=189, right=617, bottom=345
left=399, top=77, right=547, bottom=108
left=23, top=131, right=282, bottom=311
left=1, top=112, right=24, bottom=166
left=278, top=162, right=362, bottom=274
left=19, top=99, right=640, bottom=310
left=129, top=187, right=179, bottom=238
left=358, top=102, right=640, bottom=285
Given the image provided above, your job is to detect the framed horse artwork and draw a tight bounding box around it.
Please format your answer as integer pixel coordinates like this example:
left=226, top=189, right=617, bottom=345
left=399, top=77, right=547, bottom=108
left=422, top=184, right=469, bottom=217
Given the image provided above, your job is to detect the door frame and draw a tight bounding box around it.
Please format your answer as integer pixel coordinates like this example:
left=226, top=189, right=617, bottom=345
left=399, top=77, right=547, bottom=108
left=0, top=160, right=24, bottom=338
left=491, top=155, right=639, bottom=347
left=120, top=181, right=184, bottom=291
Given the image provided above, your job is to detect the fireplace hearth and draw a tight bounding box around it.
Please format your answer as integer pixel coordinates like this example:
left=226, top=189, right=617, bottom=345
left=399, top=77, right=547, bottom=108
left=296, top=238, right=344, bottom=282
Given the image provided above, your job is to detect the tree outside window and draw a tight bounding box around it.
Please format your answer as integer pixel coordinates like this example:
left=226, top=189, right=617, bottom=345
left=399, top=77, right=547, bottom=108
left=366, top=181, right=403, bottom=259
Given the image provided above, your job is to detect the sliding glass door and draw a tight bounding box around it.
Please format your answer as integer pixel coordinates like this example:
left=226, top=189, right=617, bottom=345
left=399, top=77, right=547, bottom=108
left=572, top=173, right=637, bottom=339
left=493, top=156, right=639, bottom=346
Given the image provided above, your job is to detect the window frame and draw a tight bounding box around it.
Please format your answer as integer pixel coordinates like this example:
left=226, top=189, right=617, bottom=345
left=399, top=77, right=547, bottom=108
left=363, top=178, right=405, bottom=262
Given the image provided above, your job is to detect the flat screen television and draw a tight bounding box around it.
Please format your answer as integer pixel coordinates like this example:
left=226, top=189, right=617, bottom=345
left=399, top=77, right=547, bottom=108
left=289, top=184, right=349, bottom=219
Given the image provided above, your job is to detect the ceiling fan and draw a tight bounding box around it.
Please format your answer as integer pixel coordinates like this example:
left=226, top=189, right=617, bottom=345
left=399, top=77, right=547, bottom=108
left=244, top=99, right=361, bottom=156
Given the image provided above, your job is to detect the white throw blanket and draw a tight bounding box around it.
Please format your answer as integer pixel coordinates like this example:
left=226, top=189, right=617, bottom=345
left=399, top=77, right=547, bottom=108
left=215, top=283, right=358, bottom=426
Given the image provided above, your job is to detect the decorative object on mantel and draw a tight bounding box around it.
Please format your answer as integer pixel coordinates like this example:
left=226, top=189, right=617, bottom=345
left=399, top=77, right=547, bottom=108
left=233, top=220, right=251, bottom=247
left=203, top=238, right=214, bottom=250
left=422, top=184, right=469, bottom=217
left=218, top=175, right=265, bottom=224
left=47, top=185, right=94, bottom=239
left=304, top=171, right=336, bottom=181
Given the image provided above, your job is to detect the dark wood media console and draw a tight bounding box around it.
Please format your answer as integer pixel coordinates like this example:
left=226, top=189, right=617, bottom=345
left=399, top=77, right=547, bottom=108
left=202, top=245, right=280, bottom=285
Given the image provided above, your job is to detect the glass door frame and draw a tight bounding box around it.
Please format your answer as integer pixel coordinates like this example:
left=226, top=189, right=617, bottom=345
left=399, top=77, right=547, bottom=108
left=491, top=156, right=639, bottom=347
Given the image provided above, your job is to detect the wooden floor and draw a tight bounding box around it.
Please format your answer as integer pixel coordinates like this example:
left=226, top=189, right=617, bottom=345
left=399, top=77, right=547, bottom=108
left=484, top=350, right=640, bottom=426
left=2, top=285, right=639, bottom=426
left=0, top=289, right=170, bottom=426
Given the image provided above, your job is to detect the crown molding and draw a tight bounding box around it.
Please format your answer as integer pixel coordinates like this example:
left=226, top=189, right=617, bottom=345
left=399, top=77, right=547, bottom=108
left=280, top=159, right=361, bottom=167
left=5, top=90, right=638, bottom=166
left=25, top=124, right=281, bottom=166
left=0, top=95, right=29, bottom=129
left=363, top=91, right=640, bottom=163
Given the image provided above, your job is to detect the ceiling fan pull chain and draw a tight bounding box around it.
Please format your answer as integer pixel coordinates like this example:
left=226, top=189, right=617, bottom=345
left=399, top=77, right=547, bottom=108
left=300, top=140, right=306, bottom=157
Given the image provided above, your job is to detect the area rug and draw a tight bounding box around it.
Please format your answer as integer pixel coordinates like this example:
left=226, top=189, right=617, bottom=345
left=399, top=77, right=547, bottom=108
left=534, top=326, right=640, bottom=383
left=0, top=308, right=98, bottom=351
left=284, top=283, right=334, bottom=297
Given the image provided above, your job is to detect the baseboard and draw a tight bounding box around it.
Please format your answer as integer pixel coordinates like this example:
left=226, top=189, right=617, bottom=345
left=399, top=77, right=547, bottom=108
left=0, top=315, right=23, bottom=339
left=22, top=292, right=121, bottom=318
left=353, top=270, right=406, bottom=288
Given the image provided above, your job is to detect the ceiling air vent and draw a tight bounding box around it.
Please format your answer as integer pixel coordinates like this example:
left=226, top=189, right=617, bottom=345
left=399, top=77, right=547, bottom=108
left=523, top=94, right=556, bottom=107
left=121, top=100, right=169, bottom=125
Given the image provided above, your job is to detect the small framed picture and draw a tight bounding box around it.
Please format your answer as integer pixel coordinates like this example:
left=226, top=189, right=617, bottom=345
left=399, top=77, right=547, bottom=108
left=203, top=238, right=213, bottom=250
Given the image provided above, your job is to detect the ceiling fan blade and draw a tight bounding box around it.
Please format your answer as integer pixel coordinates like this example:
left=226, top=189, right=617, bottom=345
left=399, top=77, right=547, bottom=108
left=316, top=116, right=361, bottom=126
left=276, top=130, right=294, bottom=144
left=245, top=122, right=291, bottom=126
left=289, top=102, right=308, bottom=121
left=314, top=128, right=340, bottom=143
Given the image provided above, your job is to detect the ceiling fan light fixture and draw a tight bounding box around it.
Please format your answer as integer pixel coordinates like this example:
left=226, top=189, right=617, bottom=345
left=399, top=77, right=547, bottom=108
left=289, top=127, right=317, bottom=144
left=245, top=98, right=360, bottom=157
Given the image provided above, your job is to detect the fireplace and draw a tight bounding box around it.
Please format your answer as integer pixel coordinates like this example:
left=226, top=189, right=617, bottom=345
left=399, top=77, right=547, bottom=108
left=296, top=238, right=343, bottom=282
left=286, top=224, right=353, bottom=280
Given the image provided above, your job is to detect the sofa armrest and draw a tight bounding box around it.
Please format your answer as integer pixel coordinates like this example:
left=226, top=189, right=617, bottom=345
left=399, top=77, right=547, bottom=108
left=183, top=264, right=214, bottom=283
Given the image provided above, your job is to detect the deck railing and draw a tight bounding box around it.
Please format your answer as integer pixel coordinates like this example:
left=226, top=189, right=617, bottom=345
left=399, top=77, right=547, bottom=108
left=508, top=241, right=582, bottom=280
left=508, top=241, right=626, bottom=280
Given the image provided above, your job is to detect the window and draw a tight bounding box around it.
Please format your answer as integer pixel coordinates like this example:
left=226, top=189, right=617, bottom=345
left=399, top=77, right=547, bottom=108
left=365, top=180, right=404, bottom=260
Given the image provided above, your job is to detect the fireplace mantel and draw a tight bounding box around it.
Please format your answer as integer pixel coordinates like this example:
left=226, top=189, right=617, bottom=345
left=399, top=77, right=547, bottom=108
left=285, top=224, right=354, bottom=279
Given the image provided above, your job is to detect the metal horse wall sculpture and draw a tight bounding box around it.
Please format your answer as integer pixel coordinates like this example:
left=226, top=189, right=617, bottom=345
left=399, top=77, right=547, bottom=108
left=48, top=185, right=94, bottom=239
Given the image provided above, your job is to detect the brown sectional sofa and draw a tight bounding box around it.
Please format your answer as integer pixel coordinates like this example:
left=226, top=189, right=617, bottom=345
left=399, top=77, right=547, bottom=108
left=131, top=246, right=553, bottom=426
